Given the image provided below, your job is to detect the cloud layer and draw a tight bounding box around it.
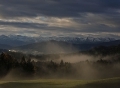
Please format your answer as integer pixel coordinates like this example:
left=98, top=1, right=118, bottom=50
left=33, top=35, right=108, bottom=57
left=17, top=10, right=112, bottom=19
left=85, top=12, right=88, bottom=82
left=0, top=0, right=120, bottom=37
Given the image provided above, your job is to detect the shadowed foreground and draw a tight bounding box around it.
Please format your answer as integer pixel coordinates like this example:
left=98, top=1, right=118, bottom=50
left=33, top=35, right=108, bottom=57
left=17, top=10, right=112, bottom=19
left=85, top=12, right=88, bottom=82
left=0, top=78, right=120, bottom=88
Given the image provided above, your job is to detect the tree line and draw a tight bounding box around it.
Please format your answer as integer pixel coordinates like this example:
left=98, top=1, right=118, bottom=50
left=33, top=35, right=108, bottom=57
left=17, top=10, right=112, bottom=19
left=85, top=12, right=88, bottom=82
left=0, top=52, right=72, bottom=78
left=1, top=51, right=120, bottom=79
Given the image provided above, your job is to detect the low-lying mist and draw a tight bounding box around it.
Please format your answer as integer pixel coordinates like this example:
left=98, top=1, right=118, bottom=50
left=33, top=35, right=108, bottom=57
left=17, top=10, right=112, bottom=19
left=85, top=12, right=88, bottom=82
left=1, top=42, right=120, bottom=80
left=12, top=40, right=79, bottom=55
left=1, top=52, right=120, bottom=81
left=58, top=54, right=95, bottom=63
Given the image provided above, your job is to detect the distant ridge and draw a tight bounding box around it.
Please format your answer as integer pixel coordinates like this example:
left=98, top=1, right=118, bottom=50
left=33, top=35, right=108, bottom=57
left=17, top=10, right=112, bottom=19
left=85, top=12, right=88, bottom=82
left=12, top=39, right=120, bottom=54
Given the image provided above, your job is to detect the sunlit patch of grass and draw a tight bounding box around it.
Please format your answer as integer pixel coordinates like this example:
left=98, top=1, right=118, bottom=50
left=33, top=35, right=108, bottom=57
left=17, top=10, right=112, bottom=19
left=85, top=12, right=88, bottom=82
left=0, top=77, right=120, bottom=88
left=0, top=79, right=87, bottom=88
left=75, top=77, right=120, bottom=88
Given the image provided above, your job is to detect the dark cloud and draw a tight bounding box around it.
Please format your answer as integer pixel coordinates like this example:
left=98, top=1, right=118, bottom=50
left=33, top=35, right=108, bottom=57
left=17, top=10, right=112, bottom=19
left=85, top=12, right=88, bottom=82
left=100, top=0, right=120, bottom=9
left=80, top=24, right=120, bottom=33
left=0, top=21, right=48, bottom=29
left=0, top=0, right=120, bottom=18
left=0, top=0, right=120, bottom=36
left=0, top=20, right=79, bottom=32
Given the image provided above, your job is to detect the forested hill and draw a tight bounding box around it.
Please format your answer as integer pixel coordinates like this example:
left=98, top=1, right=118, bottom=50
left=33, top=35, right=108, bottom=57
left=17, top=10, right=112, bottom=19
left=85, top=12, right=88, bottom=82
left=86, top=44, right=120, bottom=56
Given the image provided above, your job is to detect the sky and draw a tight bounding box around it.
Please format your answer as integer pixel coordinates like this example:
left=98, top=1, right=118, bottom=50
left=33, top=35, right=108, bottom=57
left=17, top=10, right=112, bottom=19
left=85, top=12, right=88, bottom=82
left=0, top=0, right=120, bottom=37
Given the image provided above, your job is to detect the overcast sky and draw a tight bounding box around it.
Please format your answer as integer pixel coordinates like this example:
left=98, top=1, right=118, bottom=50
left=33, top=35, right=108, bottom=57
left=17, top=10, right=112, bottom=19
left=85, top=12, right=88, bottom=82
left=0, top=0, right=120, bottom=37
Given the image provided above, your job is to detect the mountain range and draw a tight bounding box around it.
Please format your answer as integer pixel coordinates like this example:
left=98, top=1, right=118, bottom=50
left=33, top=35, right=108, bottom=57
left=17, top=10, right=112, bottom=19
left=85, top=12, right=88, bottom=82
left=0, top=35, right=119, bottom=45
left=0, top=35, right=120, bottom=54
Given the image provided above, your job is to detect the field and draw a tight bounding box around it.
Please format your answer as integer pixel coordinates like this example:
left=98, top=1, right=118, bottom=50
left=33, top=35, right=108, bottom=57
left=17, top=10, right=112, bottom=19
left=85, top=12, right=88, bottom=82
left=0, top=77, right=120, bottom=88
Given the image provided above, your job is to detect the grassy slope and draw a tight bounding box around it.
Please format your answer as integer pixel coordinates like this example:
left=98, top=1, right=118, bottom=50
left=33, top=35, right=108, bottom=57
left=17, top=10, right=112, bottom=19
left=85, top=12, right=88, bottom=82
left=0, top=78, right=120, bottom=88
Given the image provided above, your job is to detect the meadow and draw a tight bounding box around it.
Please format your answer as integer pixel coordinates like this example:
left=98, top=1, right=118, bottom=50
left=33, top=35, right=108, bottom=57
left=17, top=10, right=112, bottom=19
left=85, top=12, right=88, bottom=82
left=0, top=77, right=120, bottom=88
